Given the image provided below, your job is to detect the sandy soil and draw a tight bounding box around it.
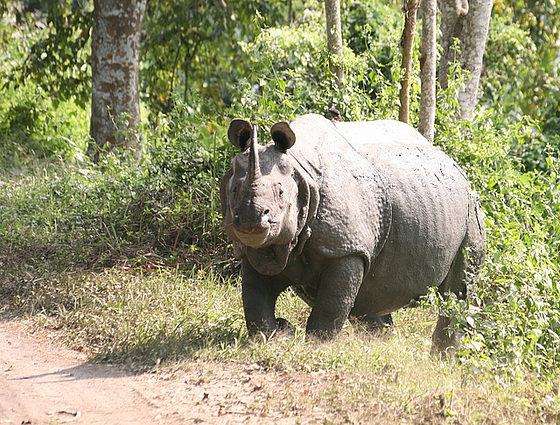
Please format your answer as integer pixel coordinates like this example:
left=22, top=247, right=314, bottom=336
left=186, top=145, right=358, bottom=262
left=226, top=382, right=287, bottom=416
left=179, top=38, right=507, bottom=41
left=0, top=321, right=332, bottom=424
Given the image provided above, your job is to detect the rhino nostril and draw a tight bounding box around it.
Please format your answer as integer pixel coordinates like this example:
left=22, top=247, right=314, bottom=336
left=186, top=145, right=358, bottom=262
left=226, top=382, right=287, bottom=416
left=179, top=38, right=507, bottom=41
left=262, top=209, right=271, bottom=223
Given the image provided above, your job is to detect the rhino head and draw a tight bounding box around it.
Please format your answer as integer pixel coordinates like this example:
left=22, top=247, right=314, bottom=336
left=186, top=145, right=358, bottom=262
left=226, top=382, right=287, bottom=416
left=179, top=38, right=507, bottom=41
left=220, top=119, right=319, bottom=275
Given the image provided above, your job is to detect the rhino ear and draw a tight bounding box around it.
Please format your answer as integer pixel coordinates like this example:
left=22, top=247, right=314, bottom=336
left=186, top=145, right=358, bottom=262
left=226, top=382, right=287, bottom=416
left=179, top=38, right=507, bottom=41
left=270, top=121, right=296, bottom=152
left=228, top=119, right=253, bottom=151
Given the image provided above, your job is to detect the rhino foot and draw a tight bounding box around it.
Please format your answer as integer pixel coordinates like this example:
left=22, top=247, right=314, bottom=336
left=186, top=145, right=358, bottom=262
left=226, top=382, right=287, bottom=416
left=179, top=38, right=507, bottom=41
left=275, top=317, right=295, bottom=336
left=431, top=315, right=462, bottom=359
left=360, top=314, right=394, bottom=334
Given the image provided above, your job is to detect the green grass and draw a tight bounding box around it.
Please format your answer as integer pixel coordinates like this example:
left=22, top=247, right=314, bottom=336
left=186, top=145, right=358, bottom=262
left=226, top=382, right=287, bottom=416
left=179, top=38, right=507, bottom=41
left=3, top=265, right=559, bottom=423
left=0, top=153, right=558, bottom=423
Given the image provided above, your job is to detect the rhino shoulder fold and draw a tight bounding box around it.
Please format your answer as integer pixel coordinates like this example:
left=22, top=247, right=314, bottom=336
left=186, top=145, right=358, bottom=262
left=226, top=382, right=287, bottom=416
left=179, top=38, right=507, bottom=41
left=312, top=167, right=391, bottom=273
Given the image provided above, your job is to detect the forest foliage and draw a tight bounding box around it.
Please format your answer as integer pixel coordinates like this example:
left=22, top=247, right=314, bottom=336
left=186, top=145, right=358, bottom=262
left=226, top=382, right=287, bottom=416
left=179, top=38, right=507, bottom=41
left=0, top=0, right=559, bottom=381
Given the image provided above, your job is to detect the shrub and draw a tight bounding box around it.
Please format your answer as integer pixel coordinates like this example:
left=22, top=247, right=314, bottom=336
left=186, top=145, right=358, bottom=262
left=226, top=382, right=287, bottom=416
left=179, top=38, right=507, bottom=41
left=435, top=104, right=560, bottom=377
left=481, top=14, right=560, bottom=172
left=231, top=2, right=403, bottom=126
left=0, top=104, right=234, bottom=273
left=0, top=84, right=89, bottom=172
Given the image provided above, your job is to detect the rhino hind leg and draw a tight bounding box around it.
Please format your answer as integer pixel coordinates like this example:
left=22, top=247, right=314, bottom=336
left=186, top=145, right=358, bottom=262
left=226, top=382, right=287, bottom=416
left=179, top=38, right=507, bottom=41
left=431, top=315, right=462, bottom=358
left=431, top=202, right=486, bottom=357
left=431, top=249, right=467, bottom=357
left=358, top=314, right=394, bottom=334
left=275, top=317, right=296, bottom=335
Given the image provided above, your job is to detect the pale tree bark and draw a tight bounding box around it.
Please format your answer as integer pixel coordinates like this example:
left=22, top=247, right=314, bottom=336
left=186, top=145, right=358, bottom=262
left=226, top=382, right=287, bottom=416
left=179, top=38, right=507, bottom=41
left=325, top=0, right=344, bottom=91
left=438, top=0, right=492, bottom=120
left=418, top=0, right=437, bottom=142
left=399, top=0, right=419, bottom=124
left=88, top=0, right=147, bottom=162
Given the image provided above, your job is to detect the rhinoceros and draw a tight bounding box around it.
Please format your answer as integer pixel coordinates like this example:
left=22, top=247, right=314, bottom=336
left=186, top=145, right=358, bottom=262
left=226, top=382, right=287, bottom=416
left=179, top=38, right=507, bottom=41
left=220, top=113, right=486, bottom=355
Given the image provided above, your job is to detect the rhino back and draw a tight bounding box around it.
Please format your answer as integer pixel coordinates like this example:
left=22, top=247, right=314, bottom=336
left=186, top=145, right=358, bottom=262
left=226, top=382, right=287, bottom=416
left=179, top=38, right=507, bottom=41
left=286, top=115, right=474, bottom=315
left=286, top=115, right=392, bottom=273
left=335, top=120, right=473, bottom=315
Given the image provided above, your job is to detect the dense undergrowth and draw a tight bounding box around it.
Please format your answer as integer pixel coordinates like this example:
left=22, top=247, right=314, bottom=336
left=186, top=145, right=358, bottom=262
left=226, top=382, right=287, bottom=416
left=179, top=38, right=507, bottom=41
left=1, top=78, right=559, bottom=382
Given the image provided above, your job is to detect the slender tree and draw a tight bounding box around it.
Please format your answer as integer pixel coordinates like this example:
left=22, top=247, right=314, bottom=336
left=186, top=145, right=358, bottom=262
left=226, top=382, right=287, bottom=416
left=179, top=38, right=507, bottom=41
left=418, top=0, right=437, bottom=142
left=325, top=0, right=344, bottom=91
left=88, top=0, right=147, bottom=162
left=398, top=0, right=419, bottom=124
left=438, top=0, right=492, bottom=120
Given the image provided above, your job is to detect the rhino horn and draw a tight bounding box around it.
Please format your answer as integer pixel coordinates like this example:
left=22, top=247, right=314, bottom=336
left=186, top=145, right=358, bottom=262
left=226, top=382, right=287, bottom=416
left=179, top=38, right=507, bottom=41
left=248, top=125, right=262, bottom=182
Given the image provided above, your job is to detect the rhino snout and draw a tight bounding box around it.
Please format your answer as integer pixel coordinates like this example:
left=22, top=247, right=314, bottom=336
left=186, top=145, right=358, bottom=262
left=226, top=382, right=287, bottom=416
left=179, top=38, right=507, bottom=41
left=233, top=208, right=271, bottom=233
left=231, top=205, right=274, bottom=248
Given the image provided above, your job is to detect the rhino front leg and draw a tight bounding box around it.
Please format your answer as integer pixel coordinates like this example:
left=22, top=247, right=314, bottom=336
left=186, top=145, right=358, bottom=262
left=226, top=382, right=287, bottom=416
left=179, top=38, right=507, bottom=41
left=306, top=256, right=364, bottom=340
left=241, top=259, right=289, bottom=337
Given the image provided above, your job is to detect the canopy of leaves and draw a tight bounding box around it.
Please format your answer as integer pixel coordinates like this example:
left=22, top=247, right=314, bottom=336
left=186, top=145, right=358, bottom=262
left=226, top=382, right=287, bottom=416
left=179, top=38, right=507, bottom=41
left=140, top=0, right=290, bottom=115
left=1, top=0, right=92, bottom=107
left=487, top=0, right=560, bottom=153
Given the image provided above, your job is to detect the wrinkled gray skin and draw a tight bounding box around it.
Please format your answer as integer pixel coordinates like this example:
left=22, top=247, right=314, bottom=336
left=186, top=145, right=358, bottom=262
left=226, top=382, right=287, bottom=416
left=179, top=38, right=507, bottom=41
left=220, top=114, right=486, bottom=355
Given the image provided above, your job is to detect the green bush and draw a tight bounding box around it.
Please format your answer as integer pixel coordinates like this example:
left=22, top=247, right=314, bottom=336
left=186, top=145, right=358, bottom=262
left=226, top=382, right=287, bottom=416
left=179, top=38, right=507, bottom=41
left=0, top=84, right=89, bottom=172
left=481, top=14, right=560, bottom=172
left=231, top=2, right=403, bottom=125
left=0, top=101, right=236, bottom=275
left=481, top=15, right=538, bottom=121
left=434, top=104, right=560, bottom=376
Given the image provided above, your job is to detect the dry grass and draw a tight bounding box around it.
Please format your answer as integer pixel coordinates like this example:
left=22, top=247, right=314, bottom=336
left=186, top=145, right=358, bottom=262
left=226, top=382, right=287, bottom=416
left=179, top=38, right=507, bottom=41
left=3, top=266, right=560, bottom=424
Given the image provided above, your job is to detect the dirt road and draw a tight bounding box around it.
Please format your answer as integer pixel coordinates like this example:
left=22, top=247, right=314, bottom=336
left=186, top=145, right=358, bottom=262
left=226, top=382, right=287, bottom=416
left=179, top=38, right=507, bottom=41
left=0, top=321, right=329, bottom=424
left=0, top=321, right=183, bottom=424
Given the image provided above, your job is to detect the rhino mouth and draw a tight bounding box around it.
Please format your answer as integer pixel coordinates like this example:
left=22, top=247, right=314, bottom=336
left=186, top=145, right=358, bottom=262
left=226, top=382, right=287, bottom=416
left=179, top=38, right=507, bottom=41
left=233, top=226, right=271, bottom=248
left=236, top=226, right=269, bottom=234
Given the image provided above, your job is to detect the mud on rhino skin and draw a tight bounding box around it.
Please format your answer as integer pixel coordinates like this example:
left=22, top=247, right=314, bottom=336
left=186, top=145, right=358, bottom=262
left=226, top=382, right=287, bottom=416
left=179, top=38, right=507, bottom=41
left=220, top=113, right=486, bottom=355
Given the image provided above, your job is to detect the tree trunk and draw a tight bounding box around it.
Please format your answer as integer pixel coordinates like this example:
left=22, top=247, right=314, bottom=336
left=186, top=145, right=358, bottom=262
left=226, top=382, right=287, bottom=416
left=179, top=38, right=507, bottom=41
left=438, top=0, right=492, bottom=120
left=418, top=0, right=437, bottom=142
left=325, top=0, right=344, bottom=91
left=399, top=0, right=419, bottom=124
left=88, top=0, right=147, bottom=162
